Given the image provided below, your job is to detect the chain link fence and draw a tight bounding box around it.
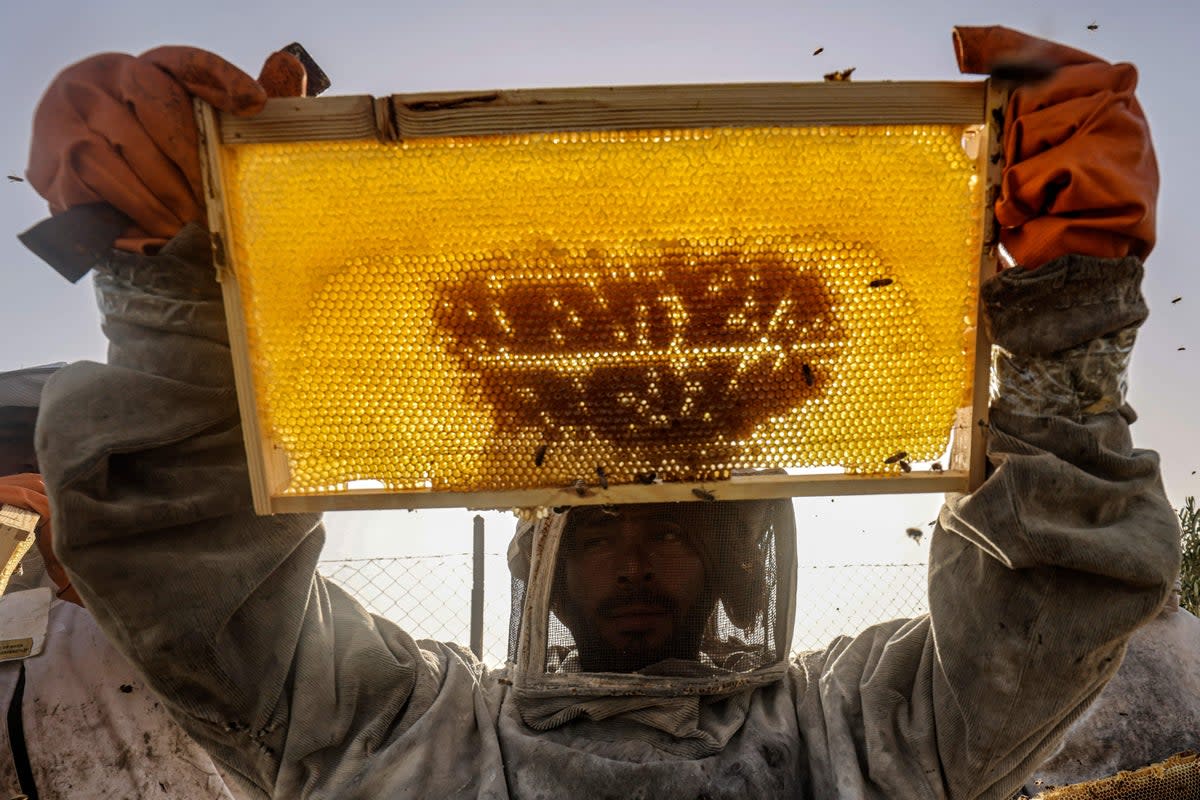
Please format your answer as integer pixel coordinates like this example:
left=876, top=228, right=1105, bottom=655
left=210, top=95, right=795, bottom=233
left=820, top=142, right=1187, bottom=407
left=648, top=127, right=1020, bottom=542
left=790, top=562, right=929, bottom=653
left=319, top=552, right=513, bottom=666
left=319, top=553, right=930, bottom=666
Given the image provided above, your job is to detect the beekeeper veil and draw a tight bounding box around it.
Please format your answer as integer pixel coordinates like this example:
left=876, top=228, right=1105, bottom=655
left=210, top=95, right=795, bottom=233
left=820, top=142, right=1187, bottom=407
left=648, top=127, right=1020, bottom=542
left=506, top=496, right=796, bottom=748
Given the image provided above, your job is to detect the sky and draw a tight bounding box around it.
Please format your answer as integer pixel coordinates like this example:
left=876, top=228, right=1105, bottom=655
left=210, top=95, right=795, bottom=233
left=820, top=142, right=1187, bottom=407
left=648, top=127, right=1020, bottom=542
left=0, top=0, right=1197, bottom=576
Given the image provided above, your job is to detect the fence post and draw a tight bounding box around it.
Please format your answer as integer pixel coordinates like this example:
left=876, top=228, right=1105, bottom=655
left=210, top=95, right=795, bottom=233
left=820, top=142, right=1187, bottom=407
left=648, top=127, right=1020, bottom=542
left=471, top=515, right=485, bottom=660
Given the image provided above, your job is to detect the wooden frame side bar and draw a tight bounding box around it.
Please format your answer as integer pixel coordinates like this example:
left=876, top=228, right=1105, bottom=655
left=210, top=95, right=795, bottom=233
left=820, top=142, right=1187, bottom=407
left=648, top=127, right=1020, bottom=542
left=219, top=81, right=987, bottom=144
left=196, top=99, right=280, bottom=515
left=268, top=471, right=971, bottom=513
left=966, top=80, right=1008, bottom=492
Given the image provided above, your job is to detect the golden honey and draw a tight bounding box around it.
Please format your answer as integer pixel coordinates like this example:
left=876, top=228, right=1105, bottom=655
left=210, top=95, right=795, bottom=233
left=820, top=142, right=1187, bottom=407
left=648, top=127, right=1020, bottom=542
left=218, top=125, right=984, bottom=495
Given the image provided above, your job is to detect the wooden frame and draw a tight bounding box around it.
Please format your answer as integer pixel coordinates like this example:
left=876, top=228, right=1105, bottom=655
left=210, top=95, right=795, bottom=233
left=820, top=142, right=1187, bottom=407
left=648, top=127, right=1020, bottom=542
left=0, top=504, right=38, bottom=594
left=197, top=80, right=1000, bottom=514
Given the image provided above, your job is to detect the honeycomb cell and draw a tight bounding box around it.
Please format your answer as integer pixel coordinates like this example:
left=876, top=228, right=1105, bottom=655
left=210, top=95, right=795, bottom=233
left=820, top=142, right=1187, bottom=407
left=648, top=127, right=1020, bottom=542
left=217, top=124, right=984, bottom=496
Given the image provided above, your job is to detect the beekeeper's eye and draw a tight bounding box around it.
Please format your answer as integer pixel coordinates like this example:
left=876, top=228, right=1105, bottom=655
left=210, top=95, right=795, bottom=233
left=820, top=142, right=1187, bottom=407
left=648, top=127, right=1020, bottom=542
left=580, top=532, right=616, bottom=552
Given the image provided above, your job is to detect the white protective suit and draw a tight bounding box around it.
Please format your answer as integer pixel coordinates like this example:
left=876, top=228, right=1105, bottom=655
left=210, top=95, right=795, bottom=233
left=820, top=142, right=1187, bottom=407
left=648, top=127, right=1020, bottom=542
left=34, top=227, right=1181, bottom=799
left=0, top=581, right=240, bottom=799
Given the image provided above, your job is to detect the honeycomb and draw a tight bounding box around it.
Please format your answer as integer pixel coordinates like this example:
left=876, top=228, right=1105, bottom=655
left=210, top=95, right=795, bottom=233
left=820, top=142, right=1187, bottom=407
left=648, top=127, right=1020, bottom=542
left=1029, top=751, right=1200, bottom=799
left=216, top=124, right=985, bottom=496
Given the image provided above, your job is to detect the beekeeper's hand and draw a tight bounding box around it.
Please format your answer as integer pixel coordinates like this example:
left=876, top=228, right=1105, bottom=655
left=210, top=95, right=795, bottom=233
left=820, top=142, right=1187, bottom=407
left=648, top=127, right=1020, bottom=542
left=954, top=25, right=1158, bottom=270
left=26, top=47, right=305, bottom=254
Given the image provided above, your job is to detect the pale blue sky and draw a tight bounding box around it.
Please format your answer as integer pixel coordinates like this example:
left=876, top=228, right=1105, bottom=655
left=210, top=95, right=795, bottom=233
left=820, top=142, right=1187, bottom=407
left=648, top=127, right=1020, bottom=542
left=1, top=0, right=1196, bottom=566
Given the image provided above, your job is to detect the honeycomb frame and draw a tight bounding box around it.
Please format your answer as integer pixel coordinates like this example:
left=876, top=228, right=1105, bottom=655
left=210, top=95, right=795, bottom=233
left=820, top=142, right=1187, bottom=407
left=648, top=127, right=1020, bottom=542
left=1027, top=751, right=1200, bottom=799
left=196, top=81, right=1004, bottom=515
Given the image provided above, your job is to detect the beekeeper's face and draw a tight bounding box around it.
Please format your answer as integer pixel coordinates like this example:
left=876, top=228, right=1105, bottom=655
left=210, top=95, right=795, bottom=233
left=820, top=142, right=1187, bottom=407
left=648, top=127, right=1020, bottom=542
left=556, top=505, right=713, bottom=673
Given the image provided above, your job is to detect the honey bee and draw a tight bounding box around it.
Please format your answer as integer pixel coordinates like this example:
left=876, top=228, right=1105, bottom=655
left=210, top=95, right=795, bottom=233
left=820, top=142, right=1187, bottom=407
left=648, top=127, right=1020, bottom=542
left=930, top=462, right=943, bottom=472
left=1172, top=297, right=1182, bottom=304
left=802, top=363, right=815, bottom=387
left=823, top=67, right=856, bottom=82
left=812, top=46, right=824, bottom=56
left=1087, top=22, right=1099, bottom=30
left=6, top=175, right=24, bottom=183
left=692, top=488, right=716, bottom=502
left=534, top=444, right=548, bottom=467
left=899, top=460, right=912, bottom=473
left=905, top=527, right=923, bottom=542
left=884, top=451, right=908, bottom=464
left=635, top=471, right=657, bottom=485
left=572, top=479, right=590, bottom=497
left=869, top=278, right=894, bottom=288
left=596, top=466, right=609, bottom=490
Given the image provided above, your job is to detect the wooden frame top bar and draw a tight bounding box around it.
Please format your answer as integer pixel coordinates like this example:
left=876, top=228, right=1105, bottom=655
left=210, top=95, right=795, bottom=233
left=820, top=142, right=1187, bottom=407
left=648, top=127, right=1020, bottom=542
left=219, top=81, right=988, bottom=144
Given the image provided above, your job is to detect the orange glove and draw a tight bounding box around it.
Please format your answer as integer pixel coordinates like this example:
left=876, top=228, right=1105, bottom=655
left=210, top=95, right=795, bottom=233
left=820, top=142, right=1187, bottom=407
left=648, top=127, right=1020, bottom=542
left=0, top=473, right=50, bottom=520
left=954, top=26, right=1159, bottom=270
left=0, top=473, right=82, bottom=605
left=26, top=47, right=306, bottom=254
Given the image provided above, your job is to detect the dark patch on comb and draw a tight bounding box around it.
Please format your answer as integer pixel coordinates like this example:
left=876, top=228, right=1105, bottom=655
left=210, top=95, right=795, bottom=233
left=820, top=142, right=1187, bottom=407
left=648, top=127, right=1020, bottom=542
left=433, top=240, right=845, bottom=451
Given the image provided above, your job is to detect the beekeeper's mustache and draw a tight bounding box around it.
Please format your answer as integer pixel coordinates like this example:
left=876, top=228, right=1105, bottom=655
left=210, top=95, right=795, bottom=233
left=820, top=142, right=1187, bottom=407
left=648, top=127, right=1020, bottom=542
left=596, top=588, right=680, bottom=619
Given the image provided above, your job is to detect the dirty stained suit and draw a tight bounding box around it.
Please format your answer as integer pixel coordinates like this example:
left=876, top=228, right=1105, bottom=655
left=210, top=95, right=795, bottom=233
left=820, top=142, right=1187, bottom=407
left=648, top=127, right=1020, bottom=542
left=0, top=585, right=240, bottom=799
left=35, top=226, right=1181, bottom=799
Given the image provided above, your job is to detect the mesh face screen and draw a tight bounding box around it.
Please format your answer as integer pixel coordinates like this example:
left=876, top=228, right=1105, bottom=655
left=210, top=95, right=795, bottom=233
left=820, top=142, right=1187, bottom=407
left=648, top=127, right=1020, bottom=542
left=538, top=501, right=785, bottom=675
left=217, top=124, right=984, bottom=496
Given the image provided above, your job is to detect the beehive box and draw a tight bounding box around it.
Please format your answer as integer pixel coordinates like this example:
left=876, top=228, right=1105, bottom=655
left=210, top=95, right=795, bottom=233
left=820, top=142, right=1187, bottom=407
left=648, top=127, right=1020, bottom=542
left=197, top=81, right=1004, bottom=514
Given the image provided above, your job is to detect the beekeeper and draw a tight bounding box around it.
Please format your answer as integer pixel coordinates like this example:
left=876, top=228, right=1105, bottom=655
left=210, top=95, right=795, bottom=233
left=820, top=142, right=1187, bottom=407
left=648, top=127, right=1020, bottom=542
left=21, top=25, right=1179, bottom=800
left=0, top=364, right=244, bottom=799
